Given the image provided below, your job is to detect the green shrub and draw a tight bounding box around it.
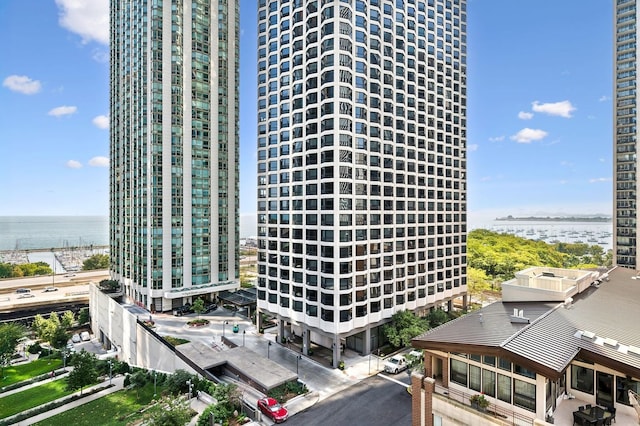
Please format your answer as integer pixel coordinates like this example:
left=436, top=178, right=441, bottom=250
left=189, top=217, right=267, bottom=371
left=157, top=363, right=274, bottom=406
left=28, top=343, right=42, bottom=354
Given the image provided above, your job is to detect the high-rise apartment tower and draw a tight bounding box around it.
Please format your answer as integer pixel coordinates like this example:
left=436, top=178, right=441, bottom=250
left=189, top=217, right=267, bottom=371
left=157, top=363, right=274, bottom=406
left=110, top=0, right=240, bottom=312
left=256, top=0, right=468, bottom=366
left=614, top=0, right=638, bottom=268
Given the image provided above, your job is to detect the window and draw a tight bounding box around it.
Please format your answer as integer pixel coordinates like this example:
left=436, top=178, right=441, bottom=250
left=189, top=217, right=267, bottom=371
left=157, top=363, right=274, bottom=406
left=450, top=359, right=467, bottom=386
left=571, top=365, right=594, bottom=394
left=497, top=374, right=511, bottom=403
left=468, top=364, right=481, bottom=392
left=513, top=379, right=536, bottom=412
left=616, top=376, right=640, bottom=405
left=482, top=369, right=495, bottom=397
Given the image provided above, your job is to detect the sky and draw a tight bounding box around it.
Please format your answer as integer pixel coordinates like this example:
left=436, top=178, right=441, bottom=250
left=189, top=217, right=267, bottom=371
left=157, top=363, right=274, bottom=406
left=0, top=0, right=614, bottom=232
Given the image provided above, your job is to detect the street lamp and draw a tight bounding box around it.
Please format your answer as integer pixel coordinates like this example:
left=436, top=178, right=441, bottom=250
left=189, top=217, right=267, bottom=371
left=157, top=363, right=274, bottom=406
left=242, top=330, right=246, bottom=347
left=222, top=321, right=229, bottom=337
left=296, top=355, right=302, bottom=374
left=51, top=248, right=55, bottom=288
left=108, top=360, right=113, bottom=385
left=267, top=341, right=272, bottom=359
left=153, top=370, right=157, bottom=397
left=186, top=379, right=193, bottom=400
left=63, top=350, right=67, bottom=370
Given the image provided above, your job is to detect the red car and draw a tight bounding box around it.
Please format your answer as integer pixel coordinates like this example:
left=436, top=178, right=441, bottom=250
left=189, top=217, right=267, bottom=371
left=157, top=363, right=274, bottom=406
left=257, top=397, right=288, bottom=423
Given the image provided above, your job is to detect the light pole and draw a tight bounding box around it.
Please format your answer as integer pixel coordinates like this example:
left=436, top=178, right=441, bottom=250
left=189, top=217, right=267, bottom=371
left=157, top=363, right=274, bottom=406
left=296, top=355, right=302, bottom=374
left=222, top=321, right=229, bottom=337
left=267, top=341, right=272, bottom=359
left=242, top=330, right=246, bottom=347
left=153, top=370, right=157, bottom=397
left=186, top=379, right=193, bottom=400
left=51, top=248, right=55, bottom=288
left=63, top=350, right=67, bottom=370
left=108, top=360, right=113, bottom=385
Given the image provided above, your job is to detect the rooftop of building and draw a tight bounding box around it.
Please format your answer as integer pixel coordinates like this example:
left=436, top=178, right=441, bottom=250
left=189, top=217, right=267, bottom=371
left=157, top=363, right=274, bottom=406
left=413, top=266, right=640, bottom=380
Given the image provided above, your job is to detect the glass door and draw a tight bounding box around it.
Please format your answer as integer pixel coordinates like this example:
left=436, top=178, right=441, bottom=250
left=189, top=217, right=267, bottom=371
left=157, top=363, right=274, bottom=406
left=596, top=372, right=614, bottom=407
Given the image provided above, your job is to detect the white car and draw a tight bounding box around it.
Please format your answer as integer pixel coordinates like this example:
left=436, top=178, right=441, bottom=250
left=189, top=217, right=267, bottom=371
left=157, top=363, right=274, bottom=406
left=408, top=349, right=424, bottom=360
left=80, top=331, right=91, bottom=341
left=383, top=355, right=409, bottom=374
left=71, top=333, right=81, bottom=343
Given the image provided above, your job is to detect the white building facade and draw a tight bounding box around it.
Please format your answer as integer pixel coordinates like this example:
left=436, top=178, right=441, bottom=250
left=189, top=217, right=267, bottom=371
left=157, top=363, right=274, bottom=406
left=256, top=0, right=468, bottom=366
left=110, top=0, right=240, bottom=312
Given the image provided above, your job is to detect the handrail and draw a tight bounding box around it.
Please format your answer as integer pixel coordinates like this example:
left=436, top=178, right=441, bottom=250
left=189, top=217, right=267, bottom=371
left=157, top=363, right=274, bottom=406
left=434, top=384, right=535, bottom=426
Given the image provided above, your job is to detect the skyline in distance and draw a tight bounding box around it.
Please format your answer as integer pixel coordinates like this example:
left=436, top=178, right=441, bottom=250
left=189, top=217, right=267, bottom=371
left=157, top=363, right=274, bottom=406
left=0, top=0, right=614, bottom=229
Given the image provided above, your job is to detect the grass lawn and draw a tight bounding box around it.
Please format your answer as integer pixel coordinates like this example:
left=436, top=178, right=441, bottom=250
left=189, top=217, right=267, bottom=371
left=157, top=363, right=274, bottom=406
left=0, top=358, right=63, bottom=388
left=33, top=383, right=168, bottom=426
left=0, top=379, right=74, bottom=419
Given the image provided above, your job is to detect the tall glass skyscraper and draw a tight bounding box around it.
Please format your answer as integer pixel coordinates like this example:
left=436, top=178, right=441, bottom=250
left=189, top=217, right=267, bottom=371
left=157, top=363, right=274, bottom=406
left=110, top=0, right=240, bottom=312
left=614, top=0, right=638, bottom=269
left=256, top=0, right=468, bottom=366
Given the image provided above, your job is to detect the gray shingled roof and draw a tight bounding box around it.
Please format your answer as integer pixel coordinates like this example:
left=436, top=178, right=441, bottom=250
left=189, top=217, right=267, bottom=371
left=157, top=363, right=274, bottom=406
left=413, top=266, right=640, bottom=379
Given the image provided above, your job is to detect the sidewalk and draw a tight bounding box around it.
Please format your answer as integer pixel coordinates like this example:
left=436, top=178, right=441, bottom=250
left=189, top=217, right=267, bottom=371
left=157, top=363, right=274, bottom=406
left=10, top=375, right=126, bottom=426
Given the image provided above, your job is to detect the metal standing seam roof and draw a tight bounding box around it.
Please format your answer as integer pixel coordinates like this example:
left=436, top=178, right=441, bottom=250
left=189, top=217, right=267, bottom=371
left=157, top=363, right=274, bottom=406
left=413, top=266, right=640, bottom=379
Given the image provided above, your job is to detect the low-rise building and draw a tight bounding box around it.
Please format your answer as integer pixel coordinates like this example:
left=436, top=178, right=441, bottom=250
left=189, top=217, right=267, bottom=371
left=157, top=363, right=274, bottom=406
left=411, top=266, right=640, bottom=425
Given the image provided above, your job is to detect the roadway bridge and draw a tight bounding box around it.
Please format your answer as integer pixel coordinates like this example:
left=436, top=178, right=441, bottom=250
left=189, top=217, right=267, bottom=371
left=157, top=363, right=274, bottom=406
left=0, top=270, right=109, bottom=320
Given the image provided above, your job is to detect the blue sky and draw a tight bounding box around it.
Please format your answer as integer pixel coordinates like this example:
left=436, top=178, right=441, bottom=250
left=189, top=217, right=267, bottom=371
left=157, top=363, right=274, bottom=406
left=0, top=0, right=614, bottom=230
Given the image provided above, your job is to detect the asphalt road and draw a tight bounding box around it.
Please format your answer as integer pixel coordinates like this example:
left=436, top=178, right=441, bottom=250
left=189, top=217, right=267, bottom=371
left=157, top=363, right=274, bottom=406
left=286, top=374, right=412, bottom=426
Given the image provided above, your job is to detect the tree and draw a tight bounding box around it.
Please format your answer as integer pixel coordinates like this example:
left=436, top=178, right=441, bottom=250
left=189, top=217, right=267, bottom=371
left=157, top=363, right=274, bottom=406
left=67, top=350, right=98, bottom=394
left=383, top=310, right=429, bottom=349
left=192, top=298, right=205, bottom=318
left=0, top=323, right=25, bottom=378
left=82, top=254, right=110, bottom=271
left=145, top=396, right=194, bottom=426
left=61, top=311, right=75, bottom=329
left=129, top=369, right=148, bottom=399
left=77, top=307, right=90, bottom=325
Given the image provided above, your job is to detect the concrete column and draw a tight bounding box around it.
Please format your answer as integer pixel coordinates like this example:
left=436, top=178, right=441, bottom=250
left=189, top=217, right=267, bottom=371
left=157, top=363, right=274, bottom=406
left=256, top=306, right=262, bottom=331
left=302, top=326, right=309, bottom=355
left=447, top=299, right=453, bottom=312
left=277, top=318, right=285, bottom=343
left=332, top=335, right=340, bottom=368
left=462, top=294, right=468, bottom=310
left=364, top=327, right=371, bottom=354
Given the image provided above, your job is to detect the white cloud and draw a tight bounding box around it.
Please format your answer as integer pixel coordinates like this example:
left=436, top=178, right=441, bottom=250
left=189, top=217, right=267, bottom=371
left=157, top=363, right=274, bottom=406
left=598, top=95, right=609, bottom=102
left=92, top=115, right=109, bottom=129
left=55, top=0, right=109, bottom=45
left=488, top=136, right=505, bottom=142
left=48, top=105, right=78, bottom=117
left=91, top=49, right=109, bottom=63
left=560, top=161, right=573, bottom=167
left=531, top=100, right=576, bottom=118
left=510, top=128, right=548, bottom=143
left=3, top=75, right=42, bottom=95
left=589, top=177, right=612, bottom=183
left=518, top=111, right=533, bottom=120
left=66, top=160, right=82, bottom=169
left=88, top=156, right=109, bottom=167
left=467, top=144, right=478, bottom=152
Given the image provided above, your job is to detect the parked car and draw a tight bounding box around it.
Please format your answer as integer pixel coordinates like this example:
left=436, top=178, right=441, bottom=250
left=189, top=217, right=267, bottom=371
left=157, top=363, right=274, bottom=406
left=64, top=273, right=76, bottom=278
left=408, top=349, right=424, bottom=360
left=17, top=293, right=35, bottom=299
left=80, top=331, right=91, bottom=341
left=204, top=303, right=218, bottom=313
left=383, top=355, right=409, bottom=374
left=71, top=333, right=81, bottom=343
left=257, top=397, right=288, bottom=423
left=15, top=288, right=30, bottom=294
left=174, top=303, right=193, bottom=316
left=42, top=287, right=58, bottom=292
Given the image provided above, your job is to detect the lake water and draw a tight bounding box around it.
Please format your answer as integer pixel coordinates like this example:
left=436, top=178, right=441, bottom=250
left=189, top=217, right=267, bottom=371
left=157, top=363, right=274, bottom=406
left=0, top=216, right=108, bottom=251
left=469, top=219, right=613, bottom=252
left=0, top=216, right=614, bottom=253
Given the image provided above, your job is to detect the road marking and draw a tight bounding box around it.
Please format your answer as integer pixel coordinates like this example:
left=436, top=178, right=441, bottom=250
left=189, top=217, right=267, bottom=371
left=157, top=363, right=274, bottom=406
left=377, top=372, right=410, bottom=387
